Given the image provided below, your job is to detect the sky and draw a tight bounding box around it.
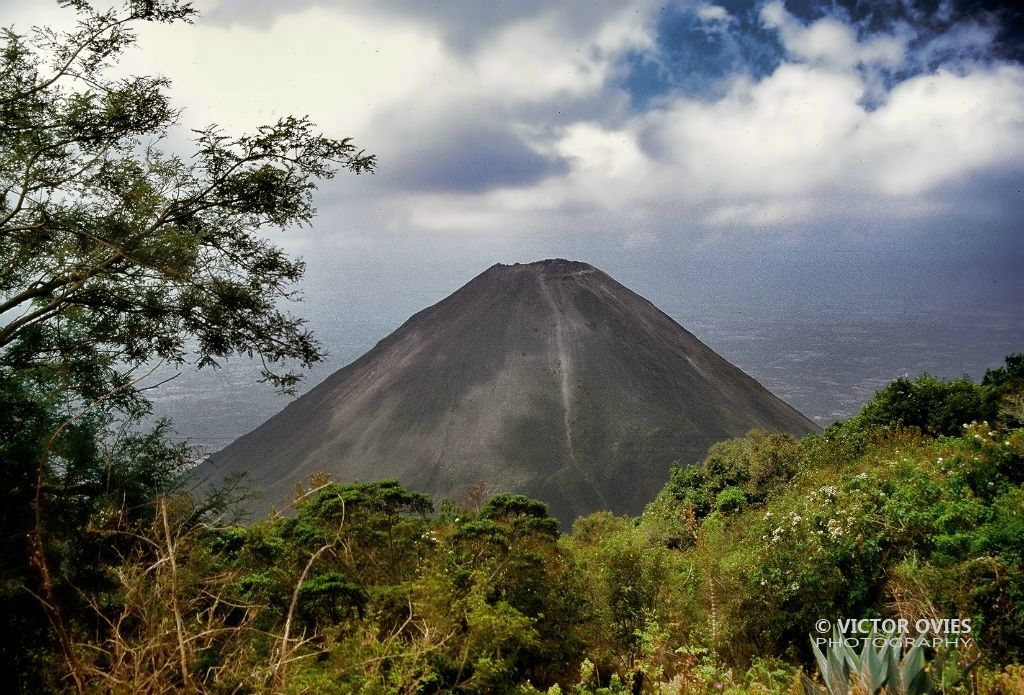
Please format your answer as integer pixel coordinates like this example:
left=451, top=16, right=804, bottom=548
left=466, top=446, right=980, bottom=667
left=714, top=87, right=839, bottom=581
left=5, top=0, right=1024, bottom=433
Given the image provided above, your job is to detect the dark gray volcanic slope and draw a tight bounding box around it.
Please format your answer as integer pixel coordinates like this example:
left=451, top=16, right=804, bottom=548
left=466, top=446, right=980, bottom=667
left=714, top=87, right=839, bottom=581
left=206, top=259, right=819, bottom=523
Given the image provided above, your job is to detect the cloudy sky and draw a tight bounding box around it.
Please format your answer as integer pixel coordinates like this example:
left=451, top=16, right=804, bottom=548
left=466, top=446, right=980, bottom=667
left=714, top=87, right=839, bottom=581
left=6, top=0, right=1024, bottom=430
left=88, top=0, right=1022, bottom=299
left=99, top=0, right=1024, bottom=248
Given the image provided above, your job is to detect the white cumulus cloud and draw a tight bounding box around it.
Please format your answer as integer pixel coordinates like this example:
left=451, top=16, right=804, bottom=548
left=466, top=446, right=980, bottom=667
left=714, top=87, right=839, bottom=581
left=695, top=4, right=731, bottom=23
left=760, top=0, right=906, bottom=68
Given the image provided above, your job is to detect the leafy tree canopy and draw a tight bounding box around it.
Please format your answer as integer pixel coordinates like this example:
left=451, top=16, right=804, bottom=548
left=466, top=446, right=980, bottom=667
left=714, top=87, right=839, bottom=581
left=853, top=373, right=984, bottom=437
left=0, top=2, right=373, bottom=687
left=0, top=0, right=374, bottom=403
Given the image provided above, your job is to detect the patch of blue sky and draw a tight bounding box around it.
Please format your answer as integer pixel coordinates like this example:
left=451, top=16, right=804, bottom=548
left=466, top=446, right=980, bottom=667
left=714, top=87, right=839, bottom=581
left=616, top=3, right=785, bottom=106
left=620, top=0, right=1019, bottom=115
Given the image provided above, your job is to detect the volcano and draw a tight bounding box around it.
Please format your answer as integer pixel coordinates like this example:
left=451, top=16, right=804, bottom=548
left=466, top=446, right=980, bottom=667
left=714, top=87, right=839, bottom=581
left=207, top=259, right=818, bottom=523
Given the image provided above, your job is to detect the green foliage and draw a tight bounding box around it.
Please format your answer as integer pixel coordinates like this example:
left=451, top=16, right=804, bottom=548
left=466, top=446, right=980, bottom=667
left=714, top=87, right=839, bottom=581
left=853, top=373, right=983, bottom=436
left=296, top=570, right=366, bottom=629
left=804, top=627, right=976, bottom=695
left=566, top=513, right=682, bottom=688
left=17, top=368, right=1020, bottom=693
left=806, top=627, right=916, bottom=695
left=656, top=430, right=803, bottom=519
left=983, top=353, right=1024, bottom=427
left=289, top=479, right=434, bottom=577
left=715, top=486, right=747, bottom=514
left=481, top=493, right=560, bottom=538
left=140, top=479, right=589, bottom=693
left=0, top=0, right=373, bottom=688
left=617, top=361, right=1024, bottom=684
left=128, top=364, right=1015, bottom=695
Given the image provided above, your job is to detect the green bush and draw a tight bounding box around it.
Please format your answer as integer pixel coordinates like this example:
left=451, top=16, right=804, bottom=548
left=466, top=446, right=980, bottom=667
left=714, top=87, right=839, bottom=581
left=854, top=373, right=983, bottom=436
left=716, top=487, right=747, bottom=513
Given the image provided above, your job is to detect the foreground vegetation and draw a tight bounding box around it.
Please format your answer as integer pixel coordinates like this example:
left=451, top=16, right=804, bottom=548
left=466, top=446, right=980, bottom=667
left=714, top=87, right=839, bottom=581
left=3, top=357, right=1020, bottom=693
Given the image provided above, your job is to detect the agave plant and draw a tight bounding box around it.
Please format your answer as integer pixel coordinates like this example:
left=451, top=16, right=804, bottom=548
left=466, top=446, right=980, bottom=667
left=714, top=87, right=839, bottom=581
left=802, top=626, right=974, bottom=695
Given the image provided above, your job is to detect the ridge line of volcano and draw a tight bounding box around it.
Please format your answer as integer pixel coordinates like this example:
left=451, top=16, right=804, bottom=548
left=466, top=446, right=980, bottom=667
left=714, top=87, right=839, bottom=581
left=538, top=271, right=608, bottom=509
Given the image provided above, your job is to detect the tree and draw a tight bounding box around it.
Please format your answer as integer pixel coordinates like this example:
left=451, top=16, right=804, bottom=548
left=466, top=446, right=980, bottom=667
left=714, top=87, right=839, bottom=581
left=1, top=1, right=374, bottom=394
left=854, top=374, right=983, bottom=436
left=0, top=1, right=373, bottom=689
left=654, top=431, right=804, bottom=521
left=982, top=353, right=1024, bottom=426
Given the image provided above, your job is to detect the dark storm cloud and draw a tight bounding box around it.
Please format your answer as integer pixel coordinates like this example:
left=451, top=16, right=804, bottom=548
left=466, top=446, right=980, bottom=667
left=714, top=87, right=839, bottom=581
left=360, top=0, right=627, bottom=50
left=205, top=0, right=651, bottom=50
left=383, top=124, right=568, bottom=194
